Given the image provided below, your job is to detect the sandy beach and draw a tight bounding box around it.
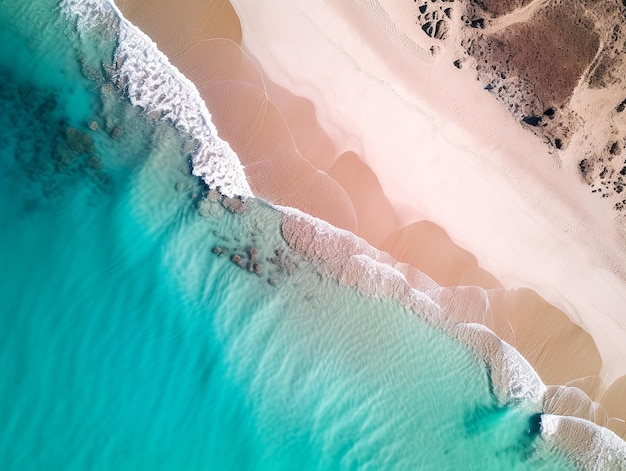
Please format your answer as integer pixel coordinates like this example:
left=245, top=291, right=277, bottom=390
left=115, top=0, right=626, bottom=438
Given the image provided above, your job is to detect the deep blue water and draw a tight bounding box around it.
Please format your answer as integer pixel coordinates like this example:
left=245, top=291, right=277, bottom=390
left=0, top=1, right=577, bottom=469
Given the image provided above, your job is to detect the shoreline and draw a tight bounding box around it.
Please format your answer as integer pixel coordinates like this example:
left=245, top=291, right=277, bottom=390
left=90, top=0, right=624, bottom=460
left=227, top=0, right=626, bottom=387
left=278, top=204, right=626, bottom=465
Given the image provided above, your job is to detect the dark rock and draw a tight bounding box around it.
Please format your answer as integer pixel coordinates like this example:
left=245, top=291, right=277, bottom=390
left=66, top=127, right=94, bottom=154
left=434, top=20, right=448, bottom=40
left=610, top=142, right=621, bottom=156
left=419, top=4, right=427, bottom=14
left=212, top=247, right=225, bottom=256
left=579, top=159, right=590, bottom=175
left=617, top=99, right=626, bottom=113
left=522, top=116, right=542, bottom=126
left=470, top=18, right=485, bottom=29
left=543, top=108, right=555, bottom=117
left=555, top=138, right=562, bottom=149
left=422, top=22, right=434, bottom=37
left=453, top=59, right=462, bottom=69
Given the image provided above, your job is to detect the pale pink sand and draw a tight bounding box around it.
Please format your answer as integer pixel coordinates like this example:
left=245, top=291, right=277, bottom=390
left=380, top=221, right=478, bottom=288
left=228, top=0, right=626, bottom=391
left=327, top=151, right=398, bottom=246
left=177, top=39, right=357, bottom=232
left=116, top=0, right=626, bottom=434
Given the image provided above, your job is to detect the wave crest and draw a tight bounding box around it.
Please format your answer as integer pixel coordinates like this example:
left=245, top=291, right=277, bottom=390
left=60, top=0, right=252, bottom=198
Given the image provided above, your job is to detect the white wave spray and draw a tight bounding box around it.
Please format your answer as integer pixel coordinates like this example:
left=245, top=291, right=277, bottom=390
left=59, top=0, right=626, bottom=468
left=60, top=0, right=252, bottom=198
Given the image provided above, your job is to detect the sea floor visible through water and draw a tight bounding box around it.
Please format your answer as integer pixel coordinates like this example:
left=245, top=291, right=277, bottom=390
left=0, top=1, right=581, bottom=469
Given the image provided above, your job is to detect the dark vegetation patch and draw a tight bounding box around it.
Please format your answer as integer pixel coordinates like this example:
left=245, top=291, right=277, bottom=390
left=468, top=0, right=533, bottom=17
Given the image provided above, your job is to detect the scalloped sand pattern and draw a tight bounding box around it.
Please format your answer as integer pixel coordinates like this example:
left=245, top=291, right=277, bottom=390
left=60, top=0, right=626, bottom=467
left=60, top=0, right=252, bottom=198
left=280, top=210, right=545, bottom=403
left=280, top=207, right=626, bottom=466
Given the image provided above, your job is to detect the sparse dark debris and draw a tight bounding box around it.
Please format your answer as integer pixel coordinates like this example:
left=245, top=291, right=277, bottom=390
left=470, top=18, right=485, bottom=29
left=610, top=141, right=622, bottom=155
left=579, top=159, right=590, bottom=175
left=268, top=248, right=298, bottom=275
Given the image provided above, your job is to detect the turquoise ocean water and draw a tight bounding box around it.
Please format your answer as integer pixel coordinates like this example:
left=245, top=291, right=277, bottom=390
left=0, top=1, right=589, bottom=469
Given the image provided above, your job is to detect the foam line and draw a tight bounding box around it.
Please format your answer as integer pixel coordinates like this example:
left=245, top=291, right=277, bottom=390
left=60, top=0, right=252, bottom=198
left=59, top=0, right=626, bottom=466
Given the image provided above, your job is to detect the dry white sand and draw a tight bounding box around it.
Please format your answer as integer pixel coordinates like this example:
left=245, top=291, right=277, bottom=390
left=229, top=0, right=626, bottom=389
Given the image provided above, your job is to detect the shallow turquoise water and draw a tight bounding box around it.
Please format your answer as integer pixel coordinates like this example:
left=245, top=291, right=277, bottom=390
left=0, top=1, right=577, bottom=469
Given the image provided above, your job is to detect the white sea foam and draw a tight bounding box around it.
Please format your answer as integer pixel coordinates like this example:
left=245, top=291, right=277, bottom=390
left=452, top=323, right=546, bottom=404
left=59, top=0, right=626, bottom=466
left=279, top=205, right=626, bottom=466
left=60, top=0, right=252, bottom=198
left=542, top=414, right=626, bottom=470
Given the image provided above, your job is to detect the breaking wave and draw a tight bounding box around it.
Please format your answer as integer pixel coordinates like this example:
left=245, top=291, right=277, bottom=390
left=59, top=0, right=626, bottom=468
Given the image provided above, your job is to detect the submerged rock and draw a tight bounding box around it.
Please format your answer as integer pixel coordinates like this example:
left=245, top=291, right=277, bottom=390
left=212, top=247, right=225, bottom=256
left=110, top=126, right=122, bottom=139
left=88, top=155, right=102, bottom=170
left=65, top=127, right=94, bottom=154
left=252, top=262, right=262, bottom=276
left=247, top=247, right=259, bottom=262
left=231, top=254, right=245, bottom=268
left=55, top=142, right=77, bottom=165
left=222, top=195, right=247, bottom=214
left=208, top=188, right=221, bottom=202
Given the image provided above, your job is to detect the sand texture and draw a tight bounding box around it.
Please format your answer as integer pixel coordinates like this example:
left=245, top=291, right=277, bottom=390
left=116, top=0, right=626, bottom=438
